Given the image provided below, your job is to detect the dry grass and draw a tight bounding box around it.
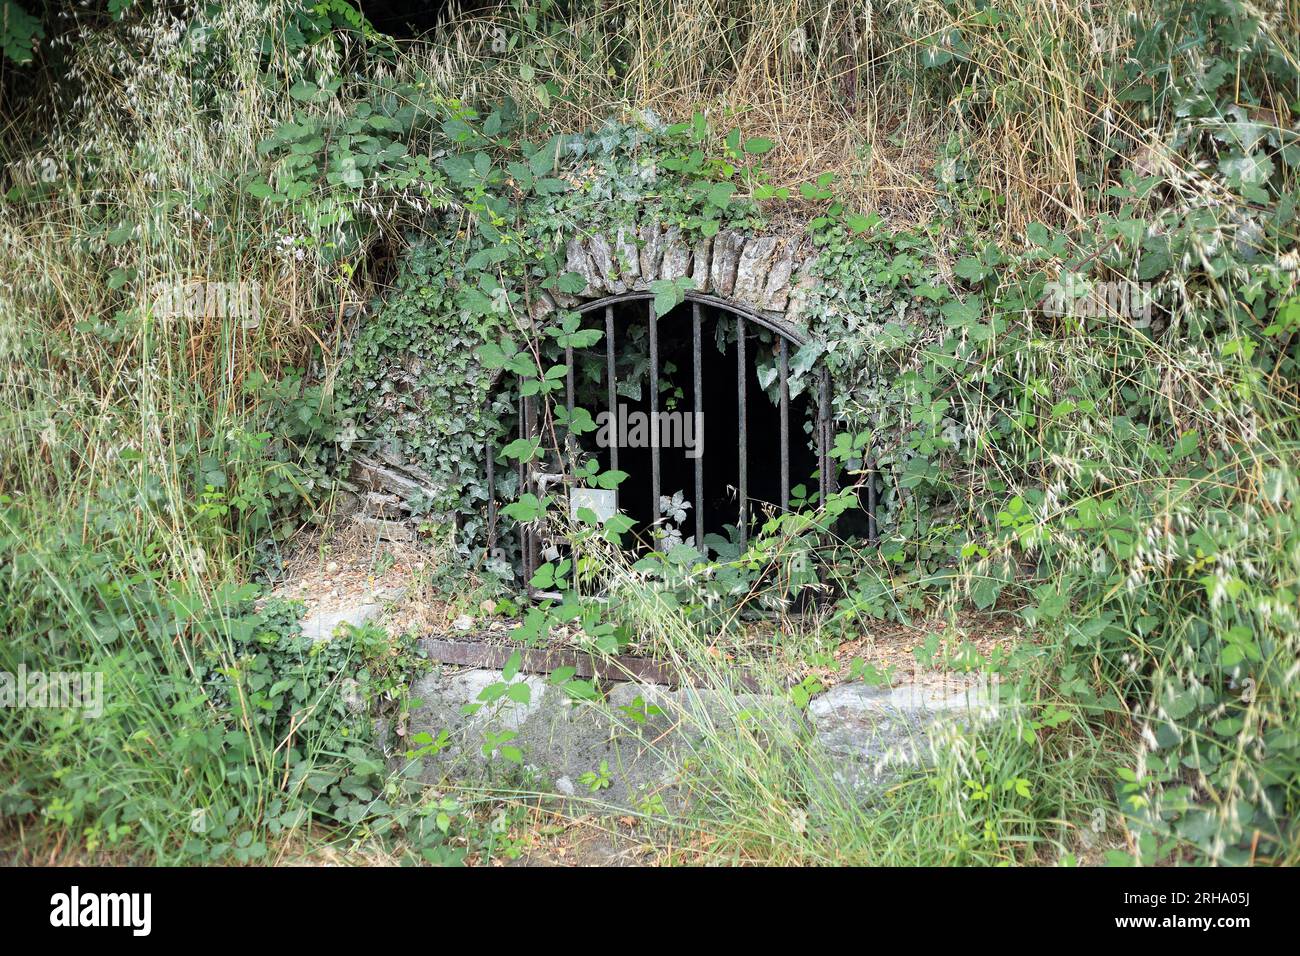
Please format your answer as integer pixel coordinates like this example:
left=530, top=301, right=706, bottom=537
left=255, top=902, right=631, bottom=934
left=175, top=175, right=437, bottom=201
left=396, top=0, right=1161, bottom=230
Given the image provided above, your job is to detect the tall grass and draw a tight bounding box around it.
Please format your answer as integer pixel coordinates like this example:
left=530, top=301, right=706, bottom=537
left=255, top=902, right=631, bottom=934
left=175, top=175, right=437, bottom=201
left=400, top=0, right=1153, bottom=228
left=0, top=0, right=354, bottom=858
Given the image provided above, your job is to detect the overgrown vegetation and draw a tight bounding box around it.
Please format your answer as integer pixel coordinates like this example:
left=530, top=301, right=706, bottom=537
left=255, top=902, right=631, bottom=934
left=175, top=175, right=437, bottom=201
left=1, top=0, right=1297, bottom=865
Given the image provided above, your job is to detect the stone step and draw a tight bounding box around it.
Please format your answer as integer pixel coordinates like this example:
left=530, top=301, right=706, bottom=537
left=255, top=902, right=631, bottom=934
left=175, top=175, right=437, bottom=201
left=393, top=660, right=997, bottom=810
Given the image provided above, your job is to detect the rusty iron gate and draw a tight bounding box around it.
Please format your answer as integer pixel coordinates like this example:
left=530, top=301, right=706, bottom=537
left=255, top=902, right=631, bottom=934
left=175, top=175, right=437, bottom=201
left=484, top=291, right=877, bottom=587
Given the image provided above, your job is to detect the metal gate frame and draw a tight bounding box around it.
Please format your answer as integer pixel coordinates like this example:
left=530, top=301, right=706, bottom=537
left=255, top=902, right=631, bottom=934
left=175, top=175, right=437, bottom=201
left=485, top=291, right=874, bottom=588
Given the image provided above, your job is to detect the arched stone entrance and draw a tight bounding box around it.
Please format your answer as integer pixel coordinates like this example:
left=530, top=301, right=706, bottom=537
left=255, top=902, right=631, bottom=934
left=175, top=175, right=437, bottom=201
left=489, top=279, right=837, bottom=586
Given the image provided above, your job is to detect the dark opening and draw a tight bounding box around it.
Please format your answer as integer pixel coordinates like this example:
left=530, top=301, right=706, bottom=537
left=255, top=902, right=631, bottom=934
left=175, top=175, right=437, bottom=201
left=566, top=298, right=819, bottom=555
left=355, top=1, right=468, bottom=38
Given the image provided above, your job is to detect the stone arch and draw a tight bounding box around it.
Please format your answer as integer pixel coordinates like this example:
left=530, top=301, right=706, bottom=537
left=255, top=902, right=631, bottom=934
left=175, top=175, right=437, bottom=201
left=526, top=224, right=821, bottom=328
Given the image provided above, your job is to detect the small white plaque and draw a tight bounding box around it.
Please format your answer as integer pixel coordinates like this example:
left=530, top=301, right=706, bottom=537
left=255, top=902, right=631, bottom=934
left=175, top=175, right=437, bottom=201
left=569, top=487, right=617, bottom=523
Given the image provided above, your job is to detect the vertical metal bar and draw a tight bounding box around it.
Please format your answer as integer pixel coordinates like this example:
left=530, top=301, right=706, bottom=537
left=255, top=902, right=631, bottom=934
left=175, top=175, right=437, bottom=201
left=817, top=366, right=829, bottom=507
left=779, top=337, right=790, bottom=513
left=605, top=306, right=617, bottom=478
left=485, top=434, right=497, bottom=552
left=564, top=341, right=575, bottom=471
left=692, top=302, right=704, bottom=550
left=649, top=300, right=661, bottom=547
left=866, top=451, right=878, bottom=543
left=517, top=390, right=530, bottom=586
left=516, top=392, right=524, bottom=490
left=525, top=392, right=541, bottom=578
left=825, top=367, right=838, bottom=497
left=737, top=316, right=747, bottom=547
left=565, top=344, right=574, bottom=423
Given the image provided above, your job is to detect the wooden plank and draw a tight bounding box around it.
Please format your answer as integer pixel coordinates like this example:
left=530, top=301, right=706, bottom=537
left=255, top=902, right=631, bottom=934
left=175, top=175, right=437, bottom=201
left=422, top=637, right=760, bottom=691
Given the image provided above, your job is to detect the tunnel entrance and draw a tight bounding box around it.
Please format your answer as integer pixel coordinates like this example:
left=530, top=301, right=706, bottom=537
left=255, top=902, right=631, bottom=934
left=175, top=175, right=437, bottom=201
left=486, top=291, right=841, bottom=589
left=589, top=297, right=819, bottom=551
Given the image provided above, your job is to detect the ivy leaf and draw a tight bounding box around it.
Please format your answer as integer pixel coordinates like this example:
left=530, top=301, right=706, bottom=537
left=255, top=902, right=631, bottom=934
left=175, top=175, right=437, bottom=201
left=439, top=155, right=477, bottom=187
left=502, top=650, right=522, bottom=681
left=501, top=436, right=542, bottom=462
left=845, top=212, right=880, bottom=234
left=1136, top=251, right=1170, bottom=281
left=555, top=271, right=588, bottom=295
left=0, top=1, right=43, bottom=63
left=477, top=341, right=514, bottom=369
left=502, top=493, right=549, bottom=522
left=941, top=297, right=982, bottom=327
left=561, top=679, right=598, bottom=701
left=604, top=513, right=635, bottom=534
left=649, top=276, right=694, bottom=316
left=1172, top=430, right=1199, bottom=461
left=954, top=257, right=991, bottom=282
left=707, top=182, right=736, bottom=209
left=528, top=135, right=563, bottom=176
left=556, top=405, right=597, bottom=435
left=594, top=469, right=628, bottom=490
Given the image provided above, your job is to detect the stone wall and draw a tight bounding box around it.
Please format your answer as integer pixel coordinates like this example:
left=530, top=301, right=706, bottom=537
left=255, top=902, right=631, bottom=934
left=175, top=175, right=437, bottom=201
left=398, top=659, right=996, bottom=811
left=528, top=224, right=820, bottom=325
